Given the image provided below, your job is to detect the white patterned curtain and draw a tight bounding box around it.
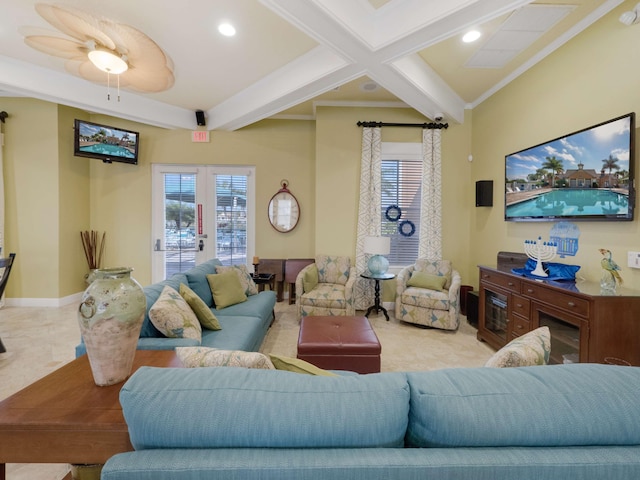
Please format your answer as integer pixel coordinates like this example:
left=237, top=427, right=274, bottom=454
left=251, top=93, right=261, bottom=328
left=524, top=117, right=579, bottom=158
left=354, top=127, right=381, bottom=310
left=419, top=128, right=442, bottom=259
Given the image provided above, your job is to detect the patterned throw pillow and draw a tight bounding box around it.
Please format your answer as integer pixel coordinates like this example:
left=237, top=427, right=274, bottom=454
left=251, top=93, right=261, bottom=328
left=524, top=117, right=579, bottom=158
left=176, top=346, right=275, bottom=369
left=207, top=271, right=248, bottom=309
left=484, top=326, right=551, bottom=368
left=269, top=354, right=338, bottom=376
left=179, top=283, right=221, bottom=331
left=215, top=264, right=259, bottom=296
left=149, top=285, right=202, bottom=340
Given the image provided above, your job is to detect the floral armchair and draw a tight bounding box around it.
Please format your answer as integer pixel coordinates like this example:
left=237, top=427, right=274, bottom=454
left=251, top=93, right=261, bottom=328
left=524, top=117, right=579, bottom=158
left=395, top=258, right=461, bottom=330
left=295, top=255, right=356, bottom=318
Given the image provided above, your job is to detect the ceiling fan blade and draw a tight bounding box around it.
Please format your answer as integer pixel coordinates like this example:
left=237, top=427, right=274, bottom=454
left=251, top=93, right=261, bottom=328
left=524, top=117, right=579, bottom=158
left=24, top=35, right=86, bottom=60
left=114, top=24, right=174, bottom=71
left=122, top=68, right=174, bottom=93
left=35, top=3, right=116, bottom=50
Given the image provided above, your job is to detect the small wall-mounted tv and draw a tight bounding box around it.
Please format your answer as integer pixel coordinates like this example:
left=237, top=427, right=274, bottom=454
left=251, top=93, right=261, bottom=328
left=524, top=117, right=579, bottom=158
left=505, top=112, right=635, bottom=222
left=74, top=119, right=139, bottom=165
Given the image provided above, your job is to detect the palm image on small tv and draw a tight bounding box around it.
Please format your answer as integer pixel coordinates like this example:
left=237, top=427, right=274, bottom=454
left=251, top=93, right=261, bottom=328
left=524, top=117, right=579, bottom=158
left=74, top=119, right=139, bottom=164
left=505, top=113, right=635, bottom=221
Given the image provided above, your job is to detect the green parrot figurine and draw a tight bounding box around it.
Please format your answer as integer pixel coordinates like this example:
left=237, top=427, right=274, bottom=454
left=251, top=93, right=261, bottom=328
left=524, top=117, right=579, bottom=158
left=599, top=248, right=623, bottom=286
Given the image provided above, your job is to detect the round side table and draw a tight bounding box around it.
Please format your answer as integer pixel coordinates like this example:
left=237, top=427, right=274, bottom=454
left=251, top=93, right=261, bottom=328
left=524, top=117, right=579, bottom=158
left=360, top=272, right=395, bottom=321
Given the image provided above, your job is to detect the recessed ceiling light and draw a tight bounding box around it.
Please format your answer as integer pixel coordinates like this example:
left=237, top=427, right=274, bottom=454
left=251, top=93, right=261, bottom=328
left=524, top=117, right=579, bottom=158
left=360, top=81, right=379, bottom=92
left=218, top=22, right=236, bottom=37
left=462, top=30, right=481, bottom=43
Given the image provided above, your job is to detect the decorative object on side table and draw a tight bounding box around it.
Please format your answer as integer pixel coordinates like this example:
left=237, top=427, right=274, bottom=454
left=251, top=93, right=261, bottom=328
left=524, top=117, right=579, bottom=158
left=599, top=248, right=623, bottom=292
left=78, top=267, right=146, bottom=386
left=523, top=236, right=557, bottom=277
left=364, top=236, right=390, bottom=275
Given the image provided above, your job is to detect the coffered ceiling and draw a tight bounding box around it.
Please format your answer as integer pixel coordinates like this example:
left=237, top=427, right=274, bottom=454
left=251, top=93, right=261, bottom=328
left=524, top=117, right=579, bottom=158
left=0, top=0, right=624, bottom=130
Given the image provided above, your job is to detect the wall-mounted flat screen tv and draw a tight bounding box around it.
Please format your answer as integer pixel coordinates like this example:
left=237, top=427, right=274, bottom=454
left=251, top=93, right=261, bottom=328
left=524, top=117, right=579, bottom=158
left=505, top=112, right=635, bottom=222
left=74, top=119, right=139, bottom=165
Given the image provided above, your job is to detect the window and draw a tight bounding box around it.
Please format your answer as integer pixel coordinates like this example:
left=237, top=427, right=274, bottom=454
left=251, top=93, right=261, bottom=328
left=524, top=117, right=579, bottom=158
left=215, top=174, right=248, bottom=266
left=381, top=143, right=422, bottom=266
left=162, top=172, right=197, bottom=277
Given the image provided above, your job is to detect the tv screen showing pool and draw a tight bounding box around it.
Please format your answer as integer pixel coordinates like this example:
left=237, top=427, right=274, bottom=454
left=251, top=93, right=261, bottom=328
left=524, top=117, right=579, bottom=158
left=74, top=119, right=139, bottom=165
left=505, top=112, right=635, bottom=222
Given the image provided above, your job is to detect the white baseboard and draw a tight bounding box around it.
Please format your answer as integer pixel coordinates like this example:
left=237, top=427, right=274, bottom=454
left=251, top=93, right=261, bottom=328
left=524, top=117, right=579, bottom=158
left=4, top=292, right=83, bottom=308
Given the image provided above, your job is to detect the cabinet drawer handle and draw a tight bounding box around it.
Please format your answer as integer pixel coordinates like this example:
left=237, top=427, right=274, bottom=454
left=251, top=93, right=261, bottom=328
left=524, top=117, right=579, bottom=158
left=482, top=274, right=489, bottom=279
left=526, top=288, right=534, bottom=293
left=516, top=324, right=523, bottom=330
left=507, top=282, right=514, bottom=286
left=567, top=301, right=575, bottom=307
left=516, top=303, right=523, bottom=308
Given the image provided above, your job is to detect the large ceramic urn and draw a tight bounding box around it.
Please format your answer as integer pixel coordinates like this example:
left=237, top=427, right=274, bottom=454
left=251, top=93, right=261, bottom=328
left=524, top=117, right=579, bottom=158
left=78, top=267, right=146, bottom=386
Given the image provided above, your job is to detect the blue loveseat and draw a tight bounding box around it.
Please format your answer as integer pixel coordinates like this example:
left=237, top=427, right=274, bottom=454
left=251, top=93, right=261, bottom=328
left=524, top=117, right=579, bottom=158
left=76, top=259, right=277, bottom=356
left=102, top=363, right=640, bottom=480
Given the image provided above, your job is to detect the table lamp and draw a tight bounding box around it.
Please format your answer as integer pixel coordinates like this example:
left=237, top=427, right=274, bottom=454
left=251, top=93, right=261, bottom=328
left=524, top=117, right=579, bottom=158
left=364, top=236, right=391, bottom=275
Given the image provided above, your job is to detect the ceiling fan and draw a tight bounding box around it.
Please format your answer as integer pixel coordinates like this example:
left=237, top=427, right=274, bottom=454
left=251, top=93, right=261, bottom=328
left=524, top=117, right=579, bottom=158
left=22, top=3, right=174, bottom=94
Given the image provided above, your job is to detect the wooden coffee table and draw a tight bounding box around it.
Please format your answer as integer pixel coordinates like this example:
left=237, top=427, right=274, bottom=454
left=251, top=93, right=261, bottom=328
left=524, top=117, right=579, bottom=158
left=0, top=350, right=181, bottom=480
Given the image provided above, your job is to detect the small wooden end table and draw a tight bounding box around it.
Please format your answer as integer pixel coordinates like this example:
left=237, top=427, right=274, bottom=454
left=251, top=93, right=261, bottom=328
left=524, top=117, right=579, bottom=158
left=361, top=272, right=396, bottom=321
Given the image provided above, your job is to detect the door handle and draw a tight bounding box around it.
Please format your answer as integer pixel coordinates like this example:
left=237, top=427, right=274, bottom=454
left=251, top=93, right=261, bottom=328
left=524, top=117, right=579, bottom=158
left=199, top=239, right=204, bottom=251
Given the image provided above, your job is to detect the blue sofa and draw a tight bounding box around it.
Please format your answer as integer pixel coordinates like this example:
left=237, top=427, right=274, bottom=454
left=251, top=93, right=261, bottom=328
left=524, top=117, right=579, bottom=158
left=76, top=259, right=277, bottom=356
left=102, top=363, right=640, bottom=479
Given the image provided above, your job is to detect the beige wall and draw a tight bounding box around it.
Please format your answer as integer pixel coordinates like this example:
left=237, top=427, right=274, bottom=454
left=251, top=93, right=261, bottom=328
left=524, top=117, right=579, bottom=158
left=469, top=0, right=640, bottom=290
left=88, top=117, right=317, bottom=287
left=4, top=1, right=640, bottom=300
left=3, top=99, right=61, bottom=299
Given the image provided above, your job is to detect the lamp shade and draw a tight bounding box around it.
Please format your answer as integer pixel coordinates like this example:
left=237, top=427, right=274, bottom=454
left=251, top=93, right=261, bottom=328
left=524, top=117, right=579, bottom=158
left=364, top=236, right=390, bottom=275
left=363, top=236, right=390, bottom=255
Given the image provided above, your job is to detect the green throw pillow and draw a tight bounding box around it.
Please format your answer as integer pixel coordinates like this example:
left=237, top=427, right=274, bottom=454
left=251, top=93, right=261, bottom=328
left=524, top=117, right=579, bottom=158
left=179, top=283, right=222, bottom=331
left=207, top=271, right=248, bottom=309
left=269, top=354, right=338, bottom=376
left=215, top=264, right=259, bottom=296
left=407, top=271, right=447, bottom=291
left=303, top=264, right=319, bottom=293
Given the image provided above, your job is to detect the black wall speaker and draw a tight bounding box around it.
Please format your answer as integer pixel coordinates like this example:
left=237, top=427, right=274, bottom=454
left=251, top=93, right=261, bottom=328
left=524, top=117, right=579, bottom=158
left=476, top=180, right=493, bottom=207
left=195, top=110, right=206, bottom=126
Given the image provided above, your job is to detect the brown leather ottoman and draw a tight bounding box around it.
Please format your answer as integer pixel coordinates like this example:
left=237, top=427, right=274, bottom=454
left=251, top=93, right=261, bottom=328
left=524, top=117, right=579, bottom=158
left=297, top=316, right=381, bottom=374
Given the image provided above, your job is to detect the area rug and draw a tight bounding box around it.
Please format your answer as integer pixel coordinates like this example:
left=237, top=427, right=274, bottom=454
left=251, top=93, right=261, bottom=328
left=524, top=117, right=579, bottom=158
left=261, top=303, right=495, bottom=372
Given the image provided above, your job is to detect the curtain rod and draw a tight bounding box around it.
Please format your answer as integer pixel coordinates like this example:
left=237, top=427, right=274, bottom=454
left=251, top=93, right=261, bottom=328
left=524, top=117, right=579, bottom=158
left=357, top=120, right=448, bottom=129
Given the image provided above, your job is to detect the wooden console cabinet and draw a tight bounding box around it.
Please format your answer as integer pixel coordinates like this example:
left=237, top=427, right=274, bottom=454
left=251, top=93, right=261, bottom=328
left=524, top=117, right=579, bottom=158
left=478, top=265, right=640, bottom=366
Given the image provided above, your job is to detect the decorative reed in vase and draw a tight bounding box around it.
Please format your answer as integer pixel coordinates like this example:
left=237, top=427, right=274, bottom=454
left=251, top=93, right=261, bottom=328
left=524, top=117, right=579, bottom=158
left=81, top=230, right=106, bottom=283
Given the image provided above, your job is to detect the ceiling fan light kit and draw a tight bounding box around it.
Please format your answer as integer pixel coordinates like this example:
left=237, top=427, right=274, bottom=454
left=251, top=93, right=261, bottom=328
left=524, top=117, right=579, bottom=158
left=87, top=47, right=128, bottom=74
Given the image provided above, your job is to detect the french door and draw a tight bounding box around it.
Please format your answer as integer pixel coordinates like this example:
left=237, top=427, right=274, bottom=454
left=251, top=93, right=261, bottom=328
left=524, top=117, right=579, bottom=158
left=151, top=164, right=255, bottom=283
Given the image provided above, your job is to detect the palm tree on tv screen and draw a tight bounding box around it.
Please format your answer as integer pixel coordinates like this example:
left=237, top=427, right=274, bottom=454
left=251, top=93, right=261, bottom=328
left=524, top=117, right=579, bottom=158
left=542, top=156, right=564, bottom=188
left=602, top=155, right=620, bottom=186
